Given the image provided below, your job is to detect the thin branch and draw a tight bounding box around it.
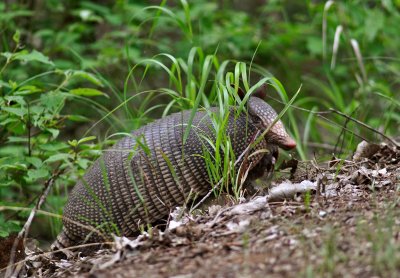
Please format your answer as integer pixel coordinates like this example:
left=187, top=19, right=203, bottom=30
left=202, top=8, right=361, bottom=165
left=5, top=170, right=63, bottom=277
left=333, top=107, right=359, bottom=155
left=27, top=102, right=32, bottom=157
left=328, top=108, right=399, bottom=147
left=315, top=113, right=368, bottom=143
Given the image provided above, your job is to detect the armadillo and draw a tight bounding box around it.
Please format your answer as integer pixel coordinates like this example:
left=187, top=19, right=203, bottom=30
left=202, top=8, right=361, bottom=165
left=53, top=96, right=296, bottom=249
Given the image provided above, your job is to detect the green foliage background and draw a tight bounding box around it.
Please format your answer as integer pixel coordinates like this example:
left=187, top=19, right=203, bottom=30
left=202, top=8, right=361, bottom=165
left=0, top=0, right=399, bottom=240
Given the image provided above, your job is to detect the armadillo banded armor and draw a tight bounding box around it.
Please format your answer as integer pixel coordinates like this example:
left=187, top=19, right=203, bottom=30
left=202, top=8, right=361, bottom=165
left=58, top=106, right=268, bottom=246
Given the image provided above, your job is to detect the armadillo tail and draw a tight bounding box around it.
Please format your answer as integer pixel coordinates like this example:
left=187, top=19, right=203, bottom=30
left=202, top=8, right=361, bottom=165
left=51, top=228, right=106, bottom=257
left=50, top=228, right=75, bottom=255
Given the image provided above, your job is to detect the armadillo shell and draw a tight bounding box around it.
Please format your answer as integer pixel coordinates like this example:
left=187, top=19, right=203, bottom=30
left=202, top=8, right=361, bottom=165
left=60, top=108, right=268, bottom=246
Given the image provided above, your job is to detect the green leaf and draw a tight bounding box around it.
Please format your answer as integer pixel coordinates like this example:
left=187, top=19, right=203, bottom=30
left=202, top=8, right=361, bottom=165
left=68, top=139, right=78, bottom=147
left=0, top=221, right=21, bottom=238
left=69, top=88, right=107, bottom=97
left=0, top=9, right=32, bottom=21
left=4, top=96, right=26, bottom=105
left=0, top=163, right=27, bottom=171
left=66, top=70, right=103, bottom=86
left=46, top=128, right=59, bottom=139
left=67, top=114, right=90, bottom=122
left=0, top=230, right=9, bottom=238
left=12, top=30, right=20, bottom=43
left=13, top=50, right=55, bottom=66
left=2, top=107, right=26, bottom=117
left=8, top=80, right=18, bottom=90
left=7, top=136, right=28, bottom=143
left=0, top=146, right=25, bottom=156
left=77, top=158, right=91, bottom=169
left=1, top=52, right=13, bottom=60
left=39, top=91, right=65, bottom=113
left=15, top=85, right=42, bottom=95
left=0, top=117, right=21, bottom=126
left=26, top=168, right=49, bottom=182
left=38, top=142, right=69, bottom=151
left=25, top=157, right=42, bottom=168
left=81, top=149, right=102, bottom=156
left=78, top=136, right=97, bottom=145
left=0, top=215, right=21, bottom=238
left=45, top=153, right=71, bottom=163
left=0, top=80, right=11, bottom=89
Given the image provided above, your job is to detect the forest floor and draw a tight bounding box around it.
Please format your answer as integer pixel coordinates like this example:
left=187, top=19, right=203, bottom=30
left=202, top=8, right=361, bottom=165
left=1, top=141, right=399, bottom=278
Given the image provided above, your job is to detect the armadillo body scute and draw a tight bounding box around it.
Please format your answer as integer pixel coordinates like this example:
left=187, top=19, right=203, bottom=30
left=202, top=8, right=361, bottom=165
left=59, top=105, right=272, bottom=247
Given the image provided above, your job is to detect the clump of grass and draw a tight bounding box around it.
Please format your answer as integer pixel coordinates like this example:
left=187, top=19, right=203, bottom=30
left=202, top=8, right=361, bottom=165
left=118, top=45, right=300, bottom=201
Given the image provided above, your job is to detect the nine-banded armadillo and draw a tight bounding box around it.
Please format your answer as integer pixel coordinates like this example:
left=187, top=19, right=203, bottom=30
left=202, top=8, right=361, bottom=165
left=53, top=96, right=296, bottom=249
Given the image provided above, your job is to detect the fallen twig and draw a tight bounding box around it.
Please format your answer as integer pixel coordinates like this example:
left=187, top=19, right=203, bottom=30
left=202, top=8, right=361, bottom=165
left=5, top=170, right=62, bottom=277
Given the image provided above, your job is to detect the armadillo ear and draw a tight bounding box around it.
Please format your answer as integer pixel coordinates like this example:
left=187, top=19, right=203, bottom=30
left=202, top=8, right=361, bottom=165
left=236, top=86, right=246, bottom=100
left=253, top=83, right=267, bottom=100
left=232, top=84, right=266, bottom=100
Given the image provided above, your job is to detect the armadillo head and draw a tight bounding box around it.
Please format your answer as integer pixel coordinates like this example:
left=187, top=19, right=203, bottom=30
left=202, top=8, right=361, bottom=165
left=247, top=96, right=296, bottom=150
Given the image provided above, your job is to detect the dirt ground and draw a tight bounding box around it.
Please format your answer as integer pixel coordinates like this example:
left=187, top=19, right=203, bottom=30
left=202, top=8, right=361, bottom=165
left=2, top=142, right=400, bottom=278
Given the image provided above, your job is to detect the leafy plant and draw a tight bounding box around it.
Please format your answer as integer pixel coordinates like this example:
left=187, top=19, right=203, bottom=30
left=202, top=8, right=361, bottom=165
left=0, top=32, right=106, bottom=237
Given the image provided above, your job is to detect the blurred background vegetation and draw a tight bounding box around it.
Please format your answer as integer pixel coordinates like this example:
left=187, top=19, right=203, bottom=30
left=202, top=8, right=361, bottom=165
left=0, top=0, right=399, bottom=241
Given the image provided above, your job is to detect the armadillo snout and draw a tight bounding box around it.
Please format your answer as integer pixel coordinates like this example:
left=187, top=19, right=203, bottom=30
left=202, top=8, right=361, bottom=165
left=279, top=136, right=297, bottom=150
left=267, top=121, right=296, bottom=150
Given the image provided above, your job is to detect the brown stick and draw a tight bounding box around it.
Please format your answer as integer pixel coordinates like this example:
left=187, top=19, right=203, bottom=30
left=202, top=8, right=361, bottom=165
left=5, top=170, right=62, bottom=277
left=328, top=108, right=399, bottom=147
left=314, top=113, right=368, bottom=142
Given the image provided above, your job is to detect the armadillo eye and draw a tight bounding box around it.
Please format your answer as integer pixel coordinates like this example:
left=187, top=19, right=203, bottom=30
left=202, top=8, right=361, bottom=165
left=252, top=116, right=262, bottom=126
